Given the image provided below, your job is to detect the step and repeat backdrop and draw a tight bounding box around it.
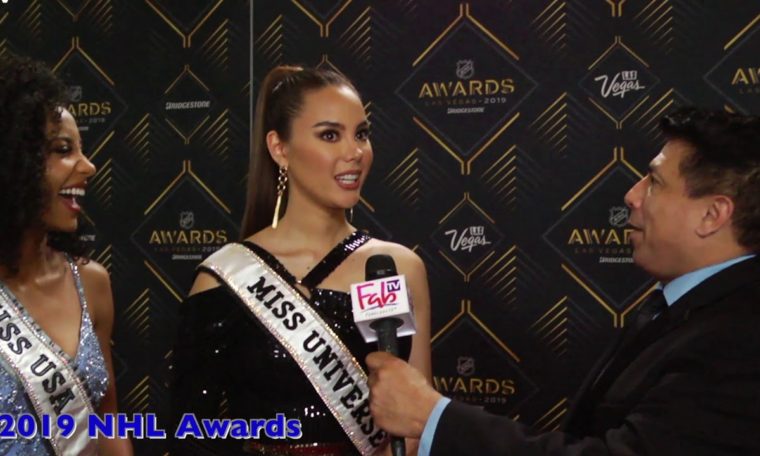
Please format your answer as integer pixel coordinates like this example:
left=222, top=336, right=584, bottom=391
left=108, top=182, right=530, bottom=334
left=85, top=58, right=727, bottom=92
left=252, top=0, right=760, bottom=437
left=1, top=0, right=250, bottom=454
left=2, top=0, right=759, bottom=454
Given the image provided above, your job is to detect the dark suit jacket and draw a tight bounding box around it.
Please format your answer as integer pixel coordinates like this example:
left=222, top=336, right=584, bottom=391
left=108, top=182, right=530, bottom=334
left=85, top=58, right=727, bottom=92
left=432, top=257, right=760, bottom=455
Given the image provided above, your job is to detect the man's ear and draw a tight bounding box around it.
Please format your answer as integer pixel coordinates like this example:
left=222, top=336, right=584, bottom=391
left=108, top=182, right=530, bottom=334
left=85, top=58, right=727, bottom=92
left=696, top=195, right=734, bottom=237
left=266, top=130, right=288, bottom=168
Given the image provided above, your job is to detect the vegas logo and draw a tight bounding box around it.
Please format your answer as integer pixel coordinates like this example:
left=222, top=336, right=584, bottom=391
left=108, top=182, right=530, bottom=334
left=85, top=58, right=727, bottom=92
left=593, top=71, right=646, bottom=99
left=444, top=225, right=492, bottom=253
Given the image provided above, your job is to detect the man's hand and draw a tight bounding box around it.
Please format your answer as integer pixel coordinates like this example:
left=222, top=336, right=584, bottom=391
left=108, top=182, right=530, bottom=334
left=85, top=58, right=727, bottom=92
left=367, top=351, right=442, bottom=438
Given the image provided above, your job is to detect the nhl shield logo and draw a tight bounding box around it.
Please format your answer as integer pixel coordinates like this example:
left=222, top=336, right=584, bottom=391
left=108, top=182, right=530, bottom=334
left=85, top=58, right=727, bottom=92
left=68, top=85, right=83, bottom=103
left=608, top=206, right=629, bottom=228
left=456, top=60, right=474, bottom=80
left=179, top=211, right=195, bottom=229
left=457, top=356, right=475, bottom=376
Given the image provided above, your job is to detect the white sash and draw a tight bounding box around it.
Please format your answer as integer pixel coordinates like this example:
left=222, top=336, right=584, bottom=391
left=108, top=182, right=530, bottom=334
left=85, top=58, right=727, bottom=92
left=201, top=243, right=387, bottom=455
left=0, top=285, right=98, bottom=455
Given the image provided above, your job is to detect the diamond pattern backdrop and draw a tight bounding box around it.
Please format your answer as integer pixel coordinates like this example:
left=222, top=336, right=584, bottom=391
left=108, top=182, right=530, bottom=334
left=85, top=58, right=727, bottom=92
left=1, top=0, right=758, bottom=454
left=252, top=0, right=760, bottom=434
left=1, top=1, right=250, bottom=454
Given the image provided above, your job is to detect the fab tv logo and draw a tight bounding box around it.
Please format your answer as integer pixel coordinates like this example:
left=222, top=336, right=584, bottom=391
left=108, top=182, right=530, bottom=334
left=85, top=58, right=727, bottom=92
left=354, top=277, right=403, bottom=311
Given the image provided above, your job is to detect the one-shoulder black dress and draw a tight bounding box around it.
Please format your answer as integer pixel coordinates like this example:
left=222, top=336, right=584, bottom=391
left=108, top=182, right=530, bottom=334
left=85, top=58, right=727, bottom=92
left=171, top=231, right=411, bottom=455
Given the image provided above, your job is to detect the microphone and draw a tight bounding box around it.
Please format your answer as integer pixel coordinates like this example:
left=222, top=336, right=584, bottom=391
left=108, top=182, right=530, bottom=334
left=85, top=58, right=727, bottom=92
left=366, top=255, right=403, bottom=356
left=351, top=254, right=416, bottom=456
left=351, top=254, right=417, bottom=343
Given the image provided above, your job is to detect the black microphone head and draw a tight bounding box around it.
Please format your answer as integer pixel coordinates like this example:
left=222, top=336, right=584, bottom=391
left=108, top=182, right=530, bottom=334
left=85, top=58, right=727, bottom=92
left=365, top=254, right=397, bottom=280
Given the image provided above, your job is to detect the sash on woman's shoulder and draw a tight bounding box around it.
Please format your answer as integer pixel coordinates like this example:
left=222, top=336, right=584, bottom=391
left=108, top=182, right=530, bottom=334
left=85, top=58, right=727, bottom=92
left=201, top=243, right=387, bottom=455
left=0, top=286, right=98, bottom=456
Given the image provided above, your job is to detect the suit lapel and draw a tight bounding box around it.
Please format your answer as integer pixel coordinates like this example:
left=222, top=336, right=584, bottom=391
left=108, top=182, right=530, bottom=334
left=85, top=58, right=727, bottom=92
left=564, top=308, right=670, bottom=433
left=562, top=328, right=627, bottom=433
left=665, top=257, right=760, bottom=331
left=563, top=256, right=760, bottom=434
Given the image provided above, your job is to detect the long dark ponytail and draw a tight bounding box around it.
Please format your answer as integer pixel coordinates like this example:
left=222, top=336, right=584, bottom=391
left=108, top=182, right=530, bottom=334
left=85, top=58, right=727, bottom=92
left=240, top=65, right=357, bottom=238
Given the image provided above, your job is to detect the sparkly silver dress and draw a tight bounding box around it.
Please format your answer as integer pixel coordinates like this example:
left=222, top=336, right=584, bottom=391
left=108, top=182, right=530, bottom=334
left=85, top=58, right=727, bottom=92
left=0, top=257, right=109, bottom=455
left=171, top=231, right=411, bottom=455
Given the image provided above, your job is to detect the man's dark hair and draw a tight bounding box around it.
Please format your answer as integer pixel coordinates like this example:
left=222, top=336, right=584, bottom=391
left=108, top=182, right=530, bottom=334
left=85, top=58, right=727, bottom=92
left=661, top=107, right=760, bottom=252
left=0, top=53, right=88, bottom=274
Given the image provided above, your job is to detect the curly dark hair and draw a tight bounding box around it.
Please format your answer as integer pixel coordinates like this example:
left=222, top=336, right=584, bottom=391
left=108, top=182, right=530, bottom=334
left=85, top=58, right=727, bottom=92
left=0, top=53, right=88, bottom=274
left=660, top=107, right=760, bottom=252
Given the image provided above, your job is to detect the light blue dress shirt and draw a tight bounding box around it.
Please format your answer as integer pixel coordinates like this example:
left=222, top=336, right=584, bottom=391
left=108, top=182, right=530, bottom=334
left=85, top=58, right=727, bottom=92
left=661, top=254, right=754, bottom=305
left=417, top=254, right=755, bottom=456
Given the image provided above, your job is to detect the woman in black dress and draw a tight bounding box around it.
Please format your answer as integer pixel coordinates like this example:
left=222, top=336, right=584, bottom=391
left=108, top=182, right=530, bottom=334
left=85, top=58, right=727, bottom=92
left=172, top=66, right=432, bottom=456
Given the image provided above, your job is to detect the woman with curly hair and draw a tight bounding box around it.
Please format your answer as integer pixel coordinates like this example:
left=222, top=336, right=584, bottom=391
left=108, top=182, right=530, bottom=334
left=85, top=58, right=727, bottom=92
left=0, top=53, right=132, bottom=455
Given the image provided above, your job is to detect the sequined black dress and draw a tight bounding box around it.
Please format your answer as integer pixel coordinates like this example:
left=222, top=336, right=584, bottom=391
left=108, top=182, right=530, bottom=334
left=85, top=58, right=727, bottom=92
left=171, top=231, right=411, bottom=455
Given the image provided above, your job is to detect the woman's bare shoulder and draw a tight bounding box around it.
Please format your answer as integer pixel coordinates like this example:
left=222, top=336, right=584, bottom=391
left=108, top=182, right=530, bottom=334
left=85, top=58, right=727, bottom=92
left=77, top=259, right=111, bottom=293
left=188, top=271, right=221, bottom=296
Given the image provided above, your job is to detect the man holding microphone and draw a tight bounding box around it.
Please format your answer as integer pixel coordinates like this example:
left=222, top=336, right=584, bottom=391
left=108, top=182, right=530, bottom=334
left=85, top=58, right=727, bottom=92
left=367, top=107, right=760, bottom=455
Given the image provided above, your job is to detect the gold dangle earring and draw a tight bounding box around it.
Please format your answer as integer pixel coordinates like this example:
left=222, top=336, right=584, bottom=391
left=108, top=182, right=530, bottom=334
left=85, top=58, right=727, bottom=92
left=349, top=207, right=354, bottom=223
left=272, top=166, right=288, bottom=229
